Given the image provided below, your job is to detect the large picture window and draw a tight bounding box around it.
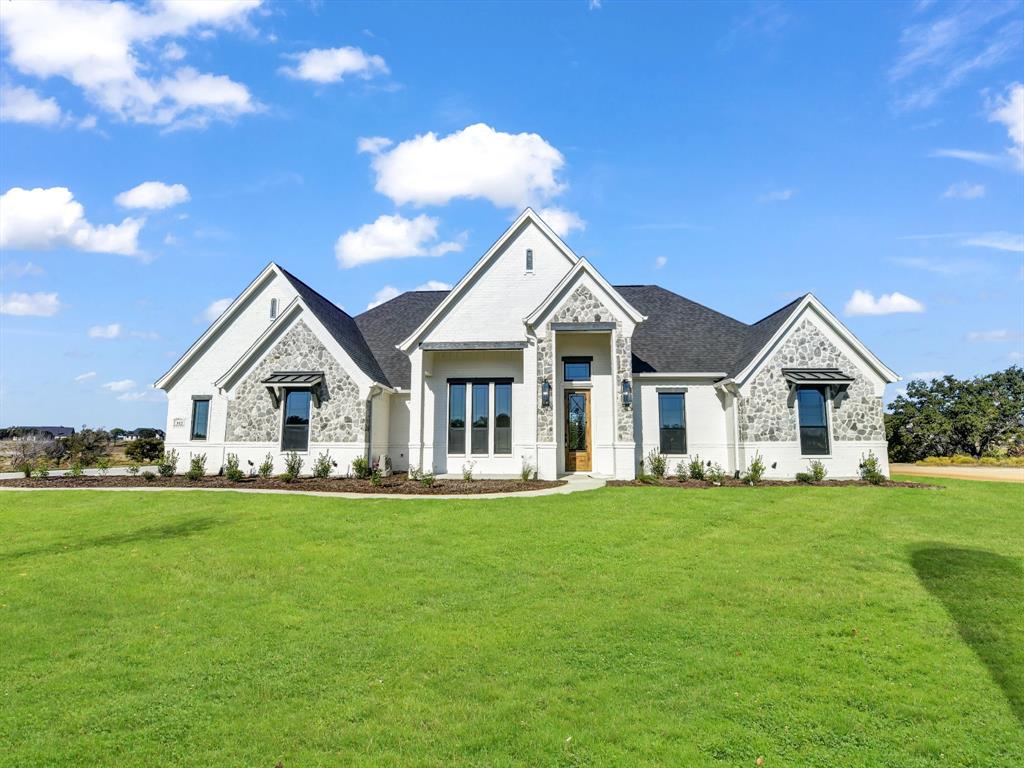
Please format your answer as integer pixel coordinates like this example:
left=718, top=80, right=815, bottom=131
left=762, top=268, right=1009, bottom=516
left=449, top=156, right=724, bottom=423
left=190, top=397, right=210, bottom=441
left=448, top=383, right=466, bottom=454
left=494, top=382, right=512, bottom=455
left=282, top=389, right=311, bottom=451
left=471, top=383, right=489, bottom=455
left=658, top=392, right=686, bottom=454
left=797, top=386, right=829, bottom=455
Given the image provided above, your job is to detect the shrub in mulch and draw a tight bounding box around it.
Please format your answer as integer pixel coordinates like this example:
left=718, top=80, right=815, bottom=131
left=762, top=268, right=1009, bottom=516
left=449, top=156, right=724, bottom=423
left=608, top=477, right=940, bottom=489
left=0, top=472, right=566, bottom=495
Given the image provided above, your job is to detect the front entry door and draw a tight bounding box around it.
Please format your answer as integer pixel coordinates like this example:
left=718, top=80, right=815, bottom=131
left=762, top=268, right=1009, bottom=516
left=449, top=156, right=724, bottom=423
left=564, top=390, right=592, bottom=471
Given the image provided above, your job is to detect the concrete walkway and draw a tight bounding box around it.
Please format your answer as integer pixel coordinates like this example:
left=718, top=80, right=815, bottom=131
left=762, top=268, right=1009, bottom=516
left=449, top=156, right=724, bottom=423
left=892, top=463, right=1024, bottom=484
left=0, top=473, right=608, bottom=500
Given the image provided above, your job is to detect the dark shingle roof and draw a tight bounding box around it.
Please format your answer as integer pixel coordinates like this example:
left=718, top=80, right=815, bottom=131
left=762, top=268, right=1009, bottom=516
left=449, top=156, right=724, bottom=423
left=354, top=291, right=449, bottom=389
left=278, top=266, right=390, bottom=385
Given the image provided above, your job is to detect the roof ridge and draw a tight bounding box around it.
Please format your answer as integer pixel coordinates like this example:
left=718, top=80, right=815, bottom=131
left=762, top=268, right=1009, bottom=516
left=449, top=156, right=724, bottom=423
left=277, top=264, right=351, bottom=318
left=747, top=293, right=808, bottom=327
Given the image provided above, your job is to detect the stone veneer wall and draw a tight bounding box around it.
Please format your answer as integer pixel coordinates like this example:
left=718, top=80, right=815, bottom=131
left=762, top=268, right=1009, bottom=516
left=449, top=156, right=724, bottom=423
left=535, top=284, right=634, bottom=442
left=225, top=320, right=364, bottom=443
left=738, top=319, right=885, bottom=442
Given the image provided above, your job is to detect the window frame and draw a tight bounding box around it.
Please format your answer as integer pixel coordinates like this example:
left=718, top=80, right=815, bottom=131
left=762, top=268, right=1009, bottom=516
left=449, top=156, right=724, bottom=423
left=494, top=382, right=512, bottom=455
left=190, top=396, right=211, bottom=441
left=657, top=392, right=687, bottom=455
left=446, top=378, right=513, bottom=457
left=796, top=385, right=831, bottom=457
left=562, top=356, right=592, bottom=383
left=448, top=382, right=467, bottom=455
left=270, top=298, right=278, bottom=319
left=525, top=248, right=534, bottom=273
left=471, top=382, right=490, bottom=455
left=280, top=388, right=312, bottom=452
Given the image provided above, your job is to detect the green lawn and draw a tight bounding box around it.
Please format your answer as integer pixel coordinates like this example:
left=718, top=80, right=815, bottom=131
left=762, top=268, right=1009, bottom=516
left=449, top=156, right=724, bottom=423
left=1, top=479, right=1021, bottom=767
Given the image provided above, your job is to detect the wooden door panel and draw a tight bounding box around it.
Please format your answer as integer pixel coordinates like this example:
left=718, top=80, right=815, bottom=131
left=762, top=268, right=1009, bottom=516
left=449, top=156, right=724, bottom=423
left=564, top=390, right=592, bottom=471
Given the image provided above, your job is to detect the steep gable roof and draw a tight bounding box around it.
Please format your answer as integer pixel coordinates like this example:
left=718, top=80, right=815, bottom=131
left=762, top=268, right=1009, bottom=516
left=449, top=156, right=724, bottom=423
left=354, top=290, right=448, bottom=389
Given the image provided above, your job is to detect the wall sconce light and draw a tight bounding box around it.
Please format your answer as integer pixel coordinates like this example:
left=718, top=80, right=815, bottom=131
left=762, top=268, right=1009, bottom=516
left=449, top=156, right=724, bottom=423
left=621, top=379, right=632, bottom=408
left=541, top=379, right=551, bottom=408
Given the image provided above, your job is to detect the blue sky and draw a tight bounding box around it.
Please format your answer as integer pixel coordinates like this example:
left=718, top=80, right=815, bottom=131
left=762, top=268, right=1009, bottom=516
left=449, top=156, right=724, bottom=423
left=1, top=0, right=1022, bottom=429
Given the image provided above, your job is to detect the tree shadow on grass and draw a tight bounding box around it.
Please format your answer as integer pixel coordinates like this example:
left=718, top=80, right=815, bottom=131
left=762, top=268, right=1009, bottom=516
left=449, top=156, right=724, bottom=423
left=910, top=545, right=1024, bottom=725
left=0, top=516, right=222, bottom=563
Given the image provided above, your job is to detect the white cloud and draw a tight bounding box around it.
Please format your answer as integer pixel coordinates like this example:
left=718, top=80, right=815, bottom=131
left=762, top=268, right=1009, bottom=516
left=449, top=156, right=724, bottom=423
left=537, top=207, right=585, bottom=237
left=891, top=256, right=979, bottom=276
left=942, top=181, right=984, bottom=199
left=88, top=323, right=122, bottom=339
left=2, top=261, right=45, bottom=278
left=0, top=186, right=143, bottom=256
left=0, top=291, right=61, bottom=316
left=758, top=189, right=795, bottom=202
left=367, top=123, right=567, bottom=208
left=74, top=371, right=97, bottom=382
left=163, top=233, right=178, bottom=246
left=960, top=231, right=1024, bottom=253
left=366, top=285, right=400, bottom=310
left=589, top=0, right=602, bottom=9
left=280, top=46, right=388, bottom=83
left=77, top=115, right=98, bottom=130
left=414, top=280, right=452, bottom=291
left=844, top=289, right=925, bottom=316
left=356, top=136, right=393, bottom=155
left=966, top=329, right=1023, bottom=342
left=909, top=370, right=945, bottom=380
left=0, top=84, right=62, bottom=125
left=201, top=297, right=232, bottom=322
left=930, top=148, right=1007, bottom=168
left=162, top=42, right=186, bottom=61
left=0, top=0, right=262, bottom=130
left=115, top=181, right=190, bottom=210
left=335, top=213, right=464, bottom=268
left=102, top=378, right=136, bottom=392
left=987, top=82, right=1024, bottom=170
left=117, top=388, right=165, bottom=402
left=655, top=256, right=668, bottom=269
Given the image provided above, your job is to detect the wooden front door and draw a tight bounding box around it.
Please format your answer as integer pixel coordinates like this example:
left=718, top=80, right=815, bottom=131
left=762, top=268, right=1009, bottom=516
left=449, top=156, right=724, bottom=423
left=564, top=389, right=592, bottom=471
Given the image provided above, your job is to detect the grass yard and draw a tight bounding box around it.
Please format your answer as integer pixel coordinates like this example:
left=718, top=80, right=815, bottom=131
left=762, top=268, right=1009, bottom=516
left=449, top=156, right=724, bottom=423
left=1, top=479, right=1021, bottom=767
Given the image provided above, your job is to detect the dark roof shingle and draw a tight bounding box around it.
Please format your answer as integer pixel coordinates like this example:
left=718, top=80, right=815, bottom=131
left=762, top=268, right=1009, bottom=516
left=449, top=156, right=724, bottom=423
left=354, top=290, right=449, bottom=389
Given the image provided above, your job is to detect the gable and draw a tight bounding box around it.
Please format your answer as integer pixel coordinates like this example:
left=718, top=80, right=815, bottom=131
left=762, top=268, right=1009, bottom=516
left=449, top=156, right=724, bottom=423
left=527, top=260, right=645, bottom=335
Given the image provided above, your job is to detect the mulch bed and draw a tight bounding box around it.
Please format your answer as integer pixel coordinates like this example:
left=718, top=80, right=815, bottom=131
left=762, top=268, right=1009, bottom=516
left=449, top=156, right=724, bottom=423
left=0, top=473, right=565, bottom=495
left=607, top=477, right=940, bottom=489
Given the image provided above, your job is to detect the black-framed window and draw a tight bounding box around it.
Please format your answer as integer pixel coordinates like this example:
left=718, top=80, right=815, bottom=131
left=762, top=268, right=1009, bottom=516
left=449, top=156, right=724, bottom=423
left=270, top=298, right=278, bottom=319
left=448, top=383, right=466, bottom=454
left=471, top=383, right=489, bottom=454
left=190, top=398, right=210, bottom=440
left=282, top=389, right=311, bottom=451
left=658, top=393, right=686, bottom=454
left=797, top=386, right=829, bottom=455
left=563, top=357, right=591, bottom=382
left=494, top=382, right=512, bottom=455
left=526, top=248, right=534, bottom=271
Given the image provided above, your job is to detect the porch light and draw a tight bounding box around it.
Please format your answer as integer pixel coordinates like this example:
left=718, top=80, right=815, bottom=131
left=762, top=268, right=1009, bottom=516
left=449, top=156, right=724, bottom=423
left=621, top=379, right=632, bottom=408
left=542, top=379, right=551, bottom=408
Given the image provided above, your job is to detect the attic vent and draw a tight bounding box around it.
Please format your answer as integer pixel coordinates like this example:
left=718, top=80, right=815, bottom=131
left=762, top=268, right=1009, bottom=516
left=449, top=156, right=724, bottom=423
left=270, top=298, right=278, bottom=319
left=526, top=248, right=534, bottom=272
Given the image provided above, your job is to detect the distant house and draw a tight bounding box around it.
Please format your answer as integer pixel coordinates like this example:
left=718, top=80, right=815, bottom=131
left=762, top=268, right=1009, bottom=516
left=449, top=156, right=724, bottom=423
left=0, top=426, right=76, bottom=441
left=123, top=428, right=165, bottom=441
left=156, top=209, right=897, bottom=480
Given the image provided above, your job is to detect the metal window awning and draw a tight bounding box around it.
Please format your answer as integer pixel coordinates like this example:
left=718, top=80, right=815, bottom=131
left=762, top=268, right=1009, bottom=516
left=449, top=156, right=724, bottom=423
left=782, top=368, right=854, bottom=385
left=262, top=371, right=324, bottom=408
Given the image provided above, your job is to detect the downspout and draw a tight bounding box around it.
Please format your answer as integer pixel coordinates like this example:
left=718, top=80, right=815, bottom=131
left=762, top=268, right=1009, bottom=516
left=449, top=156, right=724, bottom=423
left=716, top=378, right=741, bottom=475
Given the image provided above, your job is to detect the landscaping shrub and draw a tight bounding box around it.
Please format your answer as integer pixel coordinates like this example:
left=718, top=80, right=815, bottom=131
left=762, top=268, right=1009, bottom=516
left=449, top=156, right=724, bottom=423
left=186, top=453, right=207, bottom=481
left=674, top=460, right=690, bottom=481
left=281, top=451, right=303, bottom=482
left=127, top=462, right=141, bottom=476
left=67, top=461, right=84, bottom=478
left=520, top=460, right=538, bottom=481
left=809, top=460, right=827, bottom=482
left=688, top=455, right=705, bottom=481
left=707, top=462, right=726, bottom=485
left=224, top=453, right=245, bottom=482
left=157, top=449, right=178, bottom=477
left=462, top=461, right=476, bottom=482
left=15, top=459, right=34, bottom=478
left=646, top=450, right=667, bottom=479
left=370, top=468, right=383, bottom=487
left=351, top=456, right=371, bottom=480
left=859, top=451, right=884, bottom=485
left=312, top=451, right=336, bottom=479
left=96, top=457, right=110, bottom=476
left=742, top=452, right=766, bottom=485
left=795, top=471, right=814, bottom=483
left=142, top=470, right=157, bottom=482
left=258, top=453, right=274, bottom=479
left=125, top=438, right=164, bottom=463
left=418, top=470, right=436, bottom=487
left=34, top=459, right=50, bottom=478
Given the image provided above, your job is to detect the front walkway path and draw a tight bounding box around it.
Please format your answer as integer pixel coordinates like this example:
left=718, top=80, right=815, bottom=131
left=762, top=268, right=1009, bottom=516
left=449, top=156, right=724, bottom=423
left=0, top=473, right=607, bottom=501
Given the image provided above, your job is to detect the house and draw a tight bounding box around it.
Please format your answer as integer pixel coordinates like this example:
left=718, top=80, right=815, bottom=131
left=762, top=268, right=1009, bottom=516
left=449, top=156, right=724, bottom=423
left=0, top=426, right=76, bottom=441
left=156, top=209, right=898, bottom=480
left=122, top=428, right=165, bottom=441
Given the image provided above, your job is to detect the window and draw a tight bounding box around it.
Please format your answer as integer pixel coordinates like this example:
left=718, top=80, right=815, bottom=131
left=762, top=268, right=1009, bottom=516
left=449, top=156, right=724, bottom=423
left=526, top=248, right=534, bottom=272
left=494, top=382, right=512, bottom=454
left=563, top=357, right=591, bottom=382
left=471, top=383, right=489, bottom=454
left=448, top=383, right=466, bottom=454
left=282, top=390, right=311, bottom=451
left=270, top=298, right=278, bottom=319
left=797, top=386, right=829, bottom=455
left=190, top=398, right=210, bottom=441
left=658, top=393, right=686, bottom=454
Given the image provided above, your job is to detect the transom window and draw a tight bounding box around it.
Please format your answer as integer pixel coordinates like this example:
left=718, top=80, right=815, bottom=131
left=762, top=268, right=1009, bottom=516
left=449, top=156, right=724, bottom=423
left=658, top=392, right=686, bottom=454
left=563, top=357, right=592, bottom=382
left=282, top=389, right=311, bottom=451
left=190, top=397, right=210, bottom=441
left=447, top=379, right=513, bottom=456
left=797, top=386, right=829, bottom=456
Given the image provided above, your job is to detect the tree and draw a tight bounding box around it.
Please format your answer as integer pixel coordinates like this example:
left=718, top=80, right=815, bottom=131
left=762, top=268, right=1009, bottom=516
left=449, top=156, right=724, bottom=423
left=109, top=428, right=127, bottom=442
left=125, top=438, right=164, bottom=463
left=886, top=366, right=1024, bottom=461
